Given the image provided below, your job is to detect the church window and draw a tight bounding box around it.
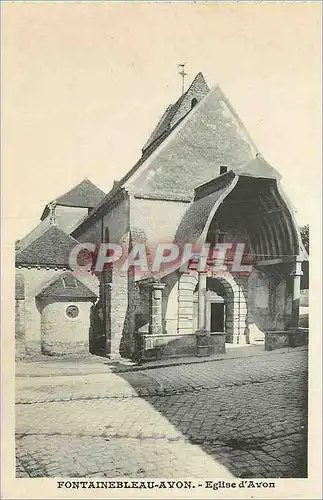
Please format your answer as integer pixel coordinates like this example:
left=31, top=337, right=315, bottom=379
left=62, top=276, right=78, bottom=289
left=66, top=305, right=79, bottom=318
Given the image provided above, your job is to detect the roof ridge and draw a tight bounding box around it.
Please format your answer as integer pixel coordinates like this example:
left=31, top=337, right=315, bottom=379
left=142, top=72, right=209, bottom=154
left=40, top=179, right=106, bottom=220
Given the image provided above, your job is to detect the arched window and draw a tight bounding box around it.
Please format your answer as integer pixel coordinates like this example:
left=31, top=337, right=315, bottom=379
left=191, top=98, right=198, bottom=109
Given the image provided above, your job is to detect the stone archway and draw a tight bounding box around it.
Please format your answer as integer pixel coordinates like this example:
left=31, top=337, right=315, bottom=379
left=206, top=275, right=248, bottom=344
left=177, top=271, right=248, bottom=344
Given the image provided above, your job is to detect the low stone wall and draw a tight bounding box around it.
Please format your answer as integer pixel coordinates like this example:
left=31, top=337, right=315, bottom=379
left=265, top=328, right=309, bottom=351
left=136, top=332, right=226, bottom=362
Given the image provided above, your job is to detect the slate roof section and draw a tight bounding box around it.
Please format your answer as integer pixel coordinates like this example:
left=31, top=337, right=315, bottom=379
left=15, top=217, right=51, bottom=252
left=36, top=272, right=97, bottom=300
left=15, top=225, right=83, bottom=267
left=40, top=179, right=106, bottom=220
left=15, top=273, right=25, bottom=300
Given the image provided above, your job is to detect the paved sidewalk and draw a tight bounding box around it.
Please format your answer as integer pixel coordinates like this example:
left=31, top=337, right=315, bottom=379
left=16, top=347, right=307, bottom=478
left=16, top=344, right=282, bottom=378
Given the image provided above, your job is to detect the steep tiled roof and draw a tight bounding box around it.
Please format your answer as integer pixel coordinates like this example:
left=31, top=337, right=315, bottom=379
left=15, top=225, right=82, bottom=267
left=15, top=217, right=51, bottom=252
left=40, top=179, right=105, bottom=220
left=36, top=272, right=97, bottom=300
left=56, top=179, right=105, bottom=207
left=125, top=85, right=258, bottom=197
left=70, top=77, right=263, bottom=235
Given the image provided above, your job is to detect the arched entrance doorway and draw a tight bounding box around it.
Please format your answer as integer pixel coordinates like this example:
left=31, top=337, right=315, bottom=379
left=206, top=284, right=225, bottom=333
left=188, top=272, right=248, bottom=344
left=193, top=278, right=226, bottom=333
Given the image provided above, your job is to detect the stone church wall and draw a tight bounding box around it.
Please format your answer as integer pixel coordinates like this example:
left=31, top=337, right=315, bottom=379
left=39, top=299, right=92, bottom=355
left=247, top=268, right=288, bottom=335
left=102, top=197, right=131, bottom=358
left=163, top=271, right=180, bottom=335
left=15, top=299, right=26, bottom=359
left=21, top=268, right=58, bottom=355
left=103, top=197, right=129, bottom=245
left=130, top=197, right=189, bottom=251
left=75, top=219, right=102, bottom=246
left=54, top=205, right=89, bottom=234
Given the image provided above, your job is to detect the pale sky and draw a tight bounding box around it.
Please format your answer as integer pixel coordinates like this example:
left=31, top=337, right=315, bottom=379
left=2, top=2, right=321, bottom=243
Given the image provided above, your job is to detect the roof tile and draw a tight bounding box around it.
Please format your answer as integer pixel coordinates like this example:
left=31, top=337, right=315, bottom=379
left=15, top=225, right=84, bottom=267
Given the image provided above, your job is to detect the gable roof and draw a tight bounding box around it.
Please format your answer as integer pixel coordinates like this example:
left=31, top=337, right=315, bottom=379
left=71, top=78, right=265, bottom=235
left=15, top=225, right=82, bottom=267
left=36, top=271, right=97, bottom=300
left=124, top=85, right=258, bottom=197
left=142, top=72, right=210, bottom=153
left=40, top=179, right=106, bottom=220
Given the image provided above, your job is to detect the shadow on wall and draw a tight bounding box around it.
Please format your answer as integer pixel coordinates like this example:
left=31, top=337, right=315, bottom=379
left=89, top=301, right=106, bottom=357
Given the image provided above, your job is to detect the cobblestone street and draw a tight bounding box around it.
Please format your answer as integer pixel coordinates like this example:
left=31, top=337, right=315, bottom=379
left=16, top=347, right=308, bottom=479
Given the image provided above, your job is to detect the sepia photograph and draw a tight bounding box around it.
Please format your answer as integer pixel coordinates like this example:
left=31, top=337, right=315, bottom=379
left=1, top=1, right=321, bottom=499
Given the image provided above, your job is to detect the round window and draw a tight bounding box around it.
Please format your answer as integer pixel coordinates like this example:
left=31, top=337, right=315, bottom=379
left=66, top=305, right=79, bottom=319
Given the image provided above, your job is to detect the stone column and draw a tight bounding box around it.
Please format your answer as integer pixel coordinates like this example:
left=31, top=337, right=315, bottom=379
left=15, top=299, right=26, bottom=359
left=102, top=273, right=111, bottom=357
left=149, top=281, right=166, bottom=335
left=197, top=271, right=207, bottom=330
left=178, top=272, right=196, bottom=334
left=109, top=267, right=128, bottom=361
left=290, top=259, right=303, bottom=327
left=205, top=290, right=211, bottom=332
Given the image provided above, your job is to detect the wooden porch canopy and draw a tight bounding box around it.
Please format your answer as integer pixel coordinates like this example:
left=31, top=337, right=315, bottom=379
left=174, top=155, right=307, bottom=267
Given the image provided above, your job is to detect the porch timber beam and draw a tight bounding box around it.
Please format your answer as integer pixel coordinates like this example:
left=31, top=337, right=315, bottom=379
left=245, top=207, right=284, bottom=220
left=256, top=258, right=290, bottom=266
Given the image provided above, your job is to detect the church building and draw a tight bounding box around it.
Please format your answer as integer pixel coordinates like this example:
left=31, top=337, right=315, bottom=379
left=15, top=73, right=308, bottom=361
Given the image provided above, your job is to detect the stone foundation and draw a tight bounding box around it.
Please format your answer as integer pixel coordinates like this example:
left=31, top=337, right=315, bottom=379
left=15, top=340, right=26, bottom=361
left=25, top=341, right=42, bottom=357
left=136, top=332, right=225, bottom=362
left=42, top=340, right=89, bottom=356
left=265, top=328, right=308, bottom=351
